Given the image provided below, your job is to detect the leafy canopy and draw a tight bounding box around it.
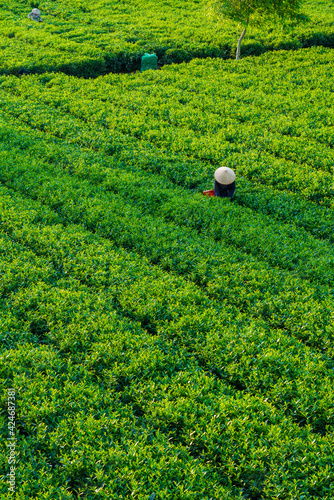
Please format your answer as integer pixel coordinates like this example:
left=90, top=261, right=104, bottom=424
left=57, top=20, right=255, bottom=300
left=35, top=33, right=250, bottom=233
left=210, top=0, right=304, bottom=25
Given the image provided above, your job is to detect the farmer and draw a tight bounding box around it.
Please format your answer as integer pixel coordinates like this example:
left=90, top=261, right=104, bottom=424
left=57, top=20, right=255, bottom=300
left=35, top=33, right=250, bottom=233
left=28, top=8, right=42, bottom=22
left=214, top=167, right=236, bottom=198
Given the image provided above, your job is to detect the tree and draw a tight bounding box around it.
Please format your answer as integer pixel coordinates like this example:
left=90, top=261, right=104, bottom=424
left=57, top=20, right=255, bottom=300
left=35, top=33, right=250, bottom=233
left=210, top=0, right=305, bottom=60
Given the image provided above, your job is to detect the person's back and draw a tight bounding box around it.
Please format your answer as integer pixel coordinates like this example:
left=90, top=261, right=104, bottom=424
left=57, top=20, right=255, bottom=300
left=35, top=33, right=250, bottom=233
left=28, top=8, right=42, bottom=22
left=214, top=179, right=235, bottom=198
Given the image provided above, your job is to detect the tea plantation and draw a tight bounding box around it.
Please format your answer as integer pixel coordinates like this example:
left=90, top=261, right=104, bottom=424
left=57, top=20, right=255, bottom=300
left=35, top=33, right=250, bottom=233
left=0, top=0, right=334, bottom=75
left=1, top=0, right=334, bottom=498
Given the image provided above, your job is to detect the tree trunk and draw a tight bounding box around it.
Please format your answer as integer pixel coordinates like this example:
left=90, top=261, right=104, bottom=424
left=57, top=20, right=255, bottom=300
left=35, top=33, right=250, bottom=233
left=236, top=24, right=248, bottom=61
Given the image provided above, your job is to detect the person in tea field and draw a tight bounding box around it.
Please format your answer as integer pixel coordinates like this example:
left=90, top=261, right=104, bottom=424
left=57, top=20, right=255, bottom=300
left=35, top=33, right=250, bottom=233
left=203, top=167, right=236, bottom=198
left=214, top=167, right=236, bottom=198
left=28, top=8, right=42, bottom=22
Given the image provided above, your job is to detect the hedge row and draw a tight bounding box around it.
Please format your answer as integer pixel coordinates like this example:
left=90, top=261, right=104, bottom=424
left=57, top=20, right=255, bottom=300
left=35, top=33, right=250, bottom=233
left=0, top=203, right=236, bottom=499
left=2, top=93, right=334, bottom=248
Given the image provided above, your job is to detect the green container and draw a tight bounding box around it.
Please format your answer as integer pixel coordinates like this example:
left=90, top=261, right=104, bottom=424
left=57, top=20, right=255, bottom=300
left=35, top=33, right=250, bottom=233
left=140, top=53, right=158, bottom=72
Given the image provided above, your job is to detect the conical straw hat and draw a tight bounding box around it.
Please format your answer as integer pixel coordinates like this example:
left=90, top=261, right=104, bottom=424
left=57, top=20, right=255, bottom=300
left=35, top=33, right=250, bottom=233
left=214, top=167, right=235, bottom=185
left=32, top=8, right=41, bottom=14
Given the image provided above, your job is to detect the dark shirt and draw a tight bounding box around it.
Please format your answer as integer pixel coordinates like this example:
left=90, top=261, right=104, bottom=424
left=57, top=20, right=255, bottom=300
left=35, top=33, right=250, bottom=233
left=214, top=180, right=235, bottom=198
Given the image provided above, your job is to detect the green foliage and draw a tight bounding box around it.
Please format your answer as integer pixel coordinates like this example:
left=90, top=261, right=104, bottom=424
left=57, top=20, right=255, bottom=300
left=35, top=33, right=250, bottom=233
left=0, top=0, right=332, bottom=75
left=210, top=0, right=306, bottom=59
left=210, top=0, right=304, bottom=25
left=1, top=175, right=334, bottom=497
left=1, top=36, right=334, bottom=499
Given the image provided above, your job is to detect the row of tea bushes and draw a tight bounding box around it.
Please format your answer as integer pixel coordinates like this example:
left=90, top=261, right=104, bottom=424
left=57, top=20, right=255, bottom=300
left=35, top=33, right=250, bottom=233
left=2, top=90, right=334, bottom=247
left=2, top=41, right=334, bottom=498
left=0, top=184, right=237, bottom=498
left=1, top=119, right=334, bottom=361
left=3, top=343, right=333, bottom=498
left=1, top=114, right=334, bottom=294
left=0, top=203, right=235, bottom=499
left=1, top=181, right=334, bottom=434
left=0, top=47, right=333, bottom=207
left=1, top=184, right=333, bottom=498
left=1, top=0, right=334, bottom=76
